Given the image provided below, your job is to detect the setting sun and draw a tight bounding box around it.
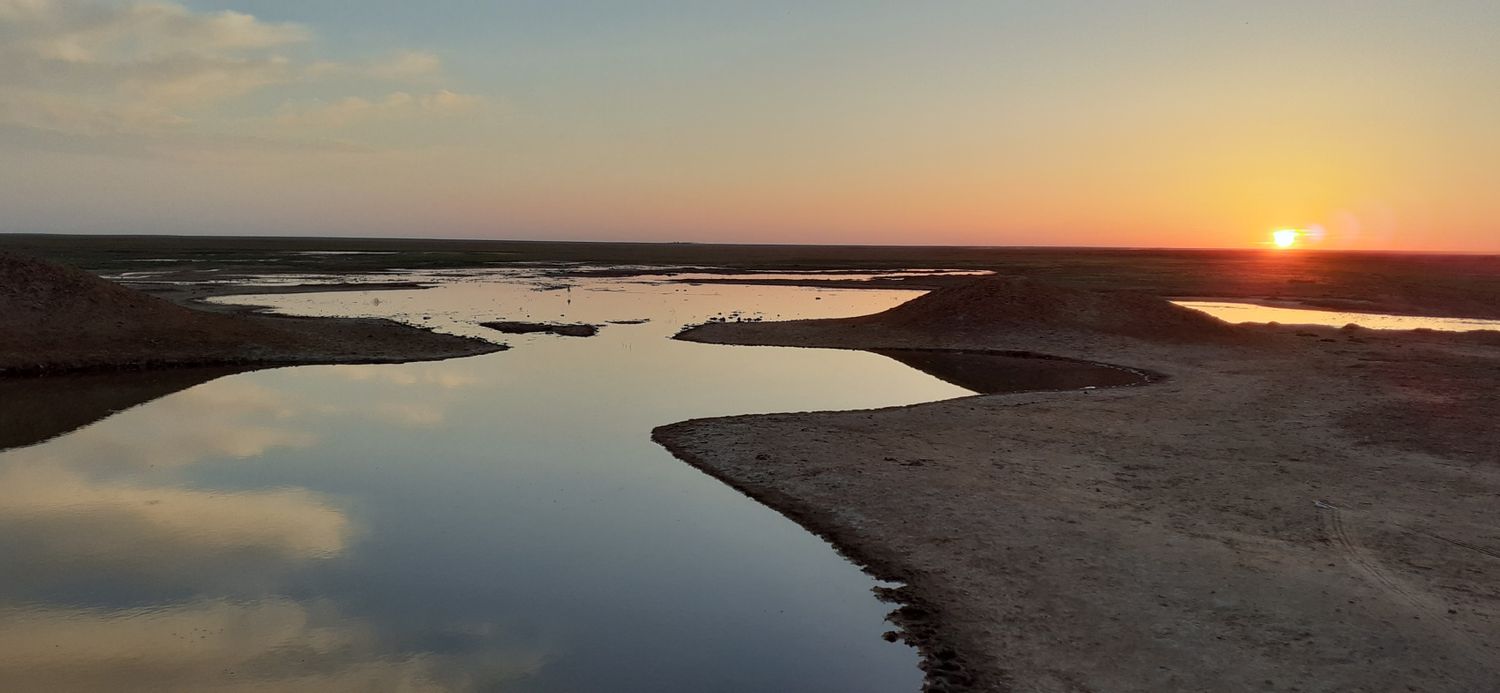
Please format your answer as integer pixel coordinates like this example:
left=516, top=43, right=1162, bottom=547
left=1272, top=229, right=1299, bottom=248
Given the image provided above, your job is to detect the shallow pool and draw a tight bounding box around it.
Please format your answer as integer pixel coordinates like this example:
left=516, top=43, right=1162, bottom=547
left=1176, top=301, right=1500, bottom=332
left=1, top=275, right=973, bottom=692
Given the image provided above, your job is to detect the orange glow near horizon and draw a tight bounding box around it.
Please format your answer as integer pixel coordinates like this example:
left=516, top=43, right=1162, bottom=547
left=1, top=3, right=1497, bottom=252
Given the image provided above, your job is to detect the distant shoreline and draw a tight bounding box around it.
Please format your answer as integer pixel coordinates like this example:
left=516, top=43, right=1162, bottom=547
left=7, top=233, right=1496, bottom=321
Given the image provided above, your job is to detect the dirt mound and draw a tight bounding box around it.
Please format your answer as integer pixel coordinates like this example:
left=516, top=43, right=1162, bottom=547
left=0, top=251, right=274, bottom=361
left=862, top=275, right=1245, bottom=342
left=0, top=252, right=499, bottom=374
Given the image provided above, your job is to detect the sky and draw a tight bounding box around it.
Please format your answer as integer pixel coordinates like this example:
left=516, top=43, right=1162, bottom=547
left=0, top=1, right=1496, bottom=251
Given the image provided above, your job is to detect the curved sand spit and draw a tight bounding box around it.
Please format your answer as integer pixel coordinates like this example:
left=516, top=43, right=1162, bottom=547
left=658, top=276, right=1500, bottom=691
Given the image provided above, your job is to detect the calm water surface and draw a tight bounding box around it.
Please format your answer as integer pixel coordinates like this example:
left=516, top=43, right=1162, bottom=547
left=1177, top=301, right=1500, bottom=331
left=1, top=275, right=980, bottom=692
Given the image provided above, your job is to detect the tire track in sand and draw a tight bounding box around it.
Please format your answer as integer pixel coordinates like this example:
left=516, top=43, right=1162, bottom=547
left=1316, top=500, right=1493, bottom=667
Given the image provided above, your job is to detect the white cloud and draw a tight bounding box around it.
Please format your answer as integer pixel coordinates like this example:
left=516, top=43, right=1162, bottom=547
left=3, top=2, right=309, bottom=62
left=276, top=89, right=485, bottom=129
left=0, top=0, right=307, bottom=135
left=371, top=50, right=444, bottom=80
left=306, top=50, right=446, bottom=82
left=0, top=1, right=484, bottom=147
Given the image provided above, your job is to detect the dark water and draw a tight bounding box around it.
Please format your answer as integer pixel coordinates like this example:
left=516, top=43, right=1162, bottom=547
left=0, top=274, right=1132, bottom=692
left=873, top=349, right=1148, bottom=394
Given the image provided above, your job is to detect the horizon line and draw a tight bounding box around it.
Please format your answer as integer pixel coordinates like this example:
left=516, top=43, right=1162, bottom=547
left=2, top=231, right=1498, bottom=256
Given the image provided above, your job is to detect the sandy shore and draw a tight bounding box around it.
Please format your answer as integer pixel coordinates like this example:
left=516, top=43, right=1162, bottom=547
left=655, top=312, right=1500, bottom=690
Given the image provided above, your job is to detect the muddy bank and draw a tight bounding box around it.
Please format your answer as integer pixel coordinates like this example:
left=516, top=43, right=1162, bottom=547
left=656, top=280, right=1500, bottom=691
left=0, top=252, right=502, bottom=376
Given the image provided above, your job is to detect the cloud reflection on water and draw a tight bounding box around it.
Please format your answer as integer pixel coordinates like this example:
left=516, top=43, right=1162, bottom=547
left=5, top=378, right=315, bottom=471
left=0, top=466, right=348, bottom=598
left=0, top=274, right=951, bottom=692
left=0, top=598, right=544, bottom=693
left=0, top=465, right=348, bottom=559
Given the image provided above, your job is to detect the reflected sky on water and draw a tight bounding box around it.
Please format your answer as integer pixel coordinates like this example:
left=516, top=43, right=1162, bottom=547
left=0, top=276, right=977, bottom=692
left=1177, top=301, right=1500, bottom=332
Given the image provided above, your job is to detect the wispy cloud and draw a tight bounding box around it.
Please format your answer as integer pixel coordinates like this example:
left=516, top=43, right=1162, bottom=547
left=0, top=0, right=309, bottom=58
left=370, top=50, right=444, bottom=79
left=308, top=50, right=446, bottom=82
left=0, top=1, right=484, bottom=149
left=0, top=0, right=306, bottom=135
left=275, top=89, right=484, bottom=129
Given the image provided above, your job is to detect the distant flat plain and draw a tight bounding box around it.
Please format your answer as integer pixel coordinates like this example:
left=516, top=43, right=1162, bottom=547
left=4, top=233, right=1499, bottom=319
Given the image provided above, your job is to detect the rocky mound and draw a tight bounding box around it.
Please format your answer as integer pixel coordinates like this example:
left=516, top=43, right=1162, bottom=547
left=858, top=275, right=1244, bottom=342
left=0, top=252, right=500, bottom=374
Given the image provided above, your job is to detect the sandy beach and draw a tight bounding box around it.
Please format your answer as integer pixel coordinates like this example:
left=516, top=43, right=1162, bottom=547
left=656, top=279, right=1500, bottom=691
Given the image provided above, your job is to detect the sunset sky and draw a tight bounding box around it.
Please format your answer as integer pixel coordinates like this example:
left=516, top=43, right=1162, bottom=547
left=1, top=1, right=1496, bottom=250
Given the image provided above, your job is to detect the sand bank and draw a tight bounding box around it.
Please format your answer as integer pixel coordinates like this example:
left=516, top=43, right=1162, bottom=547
left=0, top=252, right=502, bottom=376
left=655, top=277, right=1500, bottom=691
